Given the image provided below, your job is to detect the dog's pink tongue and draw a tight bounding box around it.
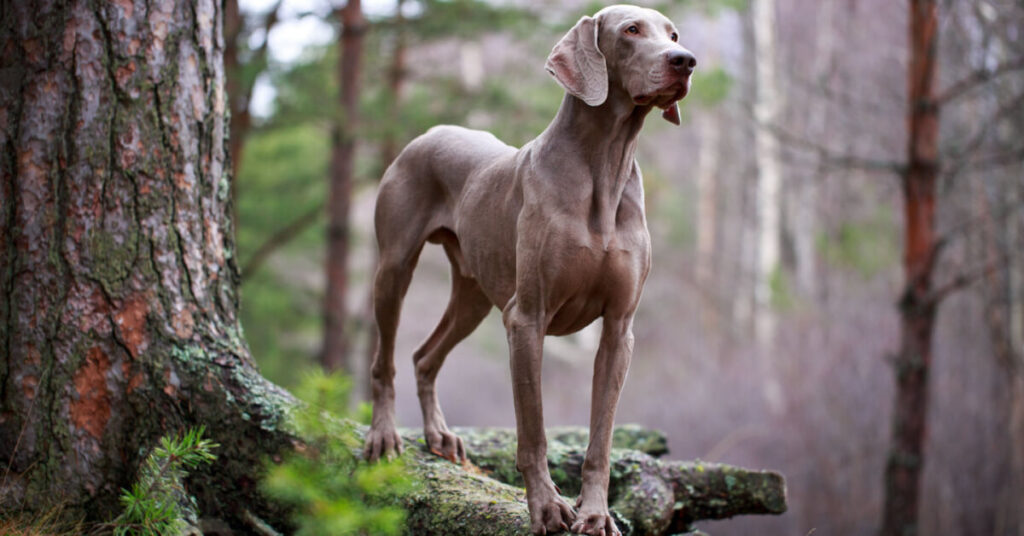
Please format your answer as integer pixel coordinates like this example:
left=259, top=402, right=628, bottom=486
left=661, top=102, right=681, bottom=125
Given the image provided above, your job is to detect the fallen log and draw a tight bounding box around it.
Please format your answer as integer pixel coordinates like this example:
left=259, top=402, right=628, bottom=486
left=396, top=425, right=786, bottom=535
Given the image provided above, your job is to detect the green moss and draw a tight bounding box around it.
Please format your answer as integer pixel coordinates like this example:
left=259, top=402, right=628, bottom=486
left=403, top=452, right=529, bottom=536
left=610, top=425, right=669, bottom=457
left=88, top=229, right=138, bottom=295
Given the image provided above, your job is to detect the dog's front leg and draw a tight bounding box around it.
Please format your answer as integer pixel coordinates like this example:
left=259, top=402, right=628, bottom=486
left=572, top=316, right=634, bottom=536
left=504, top=303, right=576, bottom=535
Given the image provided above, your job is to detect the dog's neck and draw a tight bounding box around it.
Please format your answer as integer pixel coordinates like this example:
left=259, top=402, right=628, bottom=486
left=538, top=88, right=651, bottom=232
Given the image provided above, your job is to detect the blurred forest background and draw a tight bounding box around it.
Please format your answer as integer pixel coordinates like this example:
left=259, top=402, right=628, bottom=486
left=225, top=0, right=1023, bottom=534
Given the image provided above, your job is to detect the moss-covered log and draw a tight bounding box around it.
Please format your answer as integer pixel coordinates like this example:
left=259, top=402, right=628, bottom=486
left=396, top=425, right=786, bottom=536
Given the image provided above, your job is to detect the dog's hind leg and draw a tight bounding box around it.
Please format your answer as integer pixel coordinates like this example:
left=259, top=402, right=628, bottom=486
left=363, top=188, right=430, bottom=461
left=412, top=231, right=492, bottom=463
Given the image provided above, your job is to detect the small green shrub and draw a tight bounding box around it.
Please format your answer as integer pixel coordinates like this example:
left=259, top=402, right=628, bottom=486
left=262, top=370, right=411, bottom=536
left=109, top=427, right=218, bottom=536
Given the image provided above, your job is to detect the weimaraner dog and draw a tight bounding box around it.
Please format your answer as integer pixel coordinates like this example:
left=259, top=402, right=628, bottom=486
left=364, top=5, right=695, bottom=535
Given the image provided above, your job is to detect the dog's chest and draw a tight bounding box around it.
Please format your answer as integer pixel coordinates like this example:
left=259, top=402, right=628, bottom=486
left=544, top=221, right=650, bottom=334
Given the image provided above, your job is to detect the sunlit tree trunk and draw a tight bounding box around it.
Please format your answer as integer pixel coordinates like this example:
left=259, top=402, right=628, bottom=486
left=880, top=1, right=940, bottom=534
left=323, top=0, right=367, bottom=372
left=696, top=111, right=721, bottom=332
left=790, top=0, right=836, bottom=299
left=731, top=8, right=757, bottom=334
left=752, top=0, right=782, bottom=347
left=0, top=0, right=293, bottom=525
left=750, top=0, right=785, bottom=416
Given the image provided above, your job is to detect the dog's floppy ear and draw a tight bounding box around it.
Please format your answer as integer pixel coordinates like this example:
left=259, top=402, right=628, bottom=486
left=545, top=16, right=608, bottom=107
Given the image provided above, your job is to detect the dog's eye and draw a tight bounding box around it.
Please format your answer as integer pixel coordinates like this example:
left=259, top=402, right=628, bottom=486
left=670, top=32, right=678, bottom=42
left=626, top=25, right=639, bottom=34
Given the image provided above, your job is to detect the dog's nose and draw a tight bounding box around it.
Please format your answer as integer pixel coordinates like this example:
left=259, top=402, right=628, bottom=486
left=667, top=50, right=697, bottom=74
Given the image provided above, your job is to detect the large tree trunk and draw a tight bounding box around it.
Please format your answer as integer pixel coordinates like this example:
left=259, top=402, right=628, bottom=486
left=0, top=0, right=296, bottom=526
left=323, top=0, right=367, bottom=373
left=750, top=0, right=785, bottom=417
left=880, top=1, right=940, bottom=535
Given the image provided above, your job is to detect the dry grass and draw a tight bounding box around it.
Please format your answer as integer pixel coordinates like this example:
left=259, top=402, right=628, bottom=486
left=0, top=507, right=85, bottom=536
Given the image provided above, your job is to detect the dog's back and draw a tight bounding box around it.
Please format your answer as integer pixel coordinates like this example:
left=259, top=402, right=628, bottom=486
left=380, top=125, right=516, bottom=209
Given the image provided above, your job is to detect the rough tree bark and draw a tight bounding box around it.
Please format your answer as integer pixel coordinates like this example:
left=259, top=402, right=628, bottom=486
left=0, top=0, right=294, bottom=526
left=880, top=1, right=940, bottom=535
left=323, top=0, right=368, bottom=373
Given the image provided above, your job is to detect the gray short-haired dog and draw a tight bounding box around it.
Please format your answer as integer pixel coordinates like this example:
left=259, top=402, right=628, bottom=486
left=363, top=5, right=695, bottom=534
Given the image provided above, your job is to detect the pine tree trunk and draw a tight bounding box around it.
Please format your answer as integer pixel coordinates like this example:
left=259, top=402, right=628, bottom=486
left=362, top=1, right=407, bottom=397
left=0, top=0, right=295, bottom=525
left=880, top=1, right=940, bottom=534
left=323, top=0, right=367, bottom=373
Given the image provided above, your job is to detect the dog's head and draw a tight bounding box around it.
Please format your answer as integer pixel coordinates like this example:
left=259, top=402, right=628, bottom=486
left=545, top=4, right=696, bottom=125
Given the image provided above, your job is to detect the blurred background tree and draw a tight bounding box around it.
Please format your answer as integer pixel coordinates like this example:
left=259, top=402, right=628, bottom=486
left=227, top=0, right=1024, bottom=534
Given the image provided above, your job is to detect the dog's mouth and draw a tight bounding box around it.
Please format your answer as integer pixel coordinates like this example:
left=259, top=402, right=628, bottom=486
left=633, top=79, right=690, bottom=109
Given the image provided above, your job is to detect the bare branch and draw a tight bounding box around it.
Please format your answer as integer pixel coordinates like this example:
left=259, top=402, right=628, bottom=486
left=941, top=89, right=1024, bottom=180
left=965, top=146, right=1024, bottom=173
left=938, top=201, right=1024, bottom=244
left=767, top=123, right=906, bottom=174
left=935, top=56, right=1024, bottom=105
left=927, top=261, right=1001, bottom=306
left=240, top=205, right=323, bottom=281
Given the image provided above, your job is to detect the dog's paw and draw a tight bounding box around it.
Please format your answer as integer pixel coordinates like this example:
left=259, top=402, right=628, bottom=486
left=425, top=427, right=466, bottom=463
left=528, top=492, right=576, bottom=534
left=570, top=509, right=621, bottom=536
left=363, top=425, right=403, bottom=462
